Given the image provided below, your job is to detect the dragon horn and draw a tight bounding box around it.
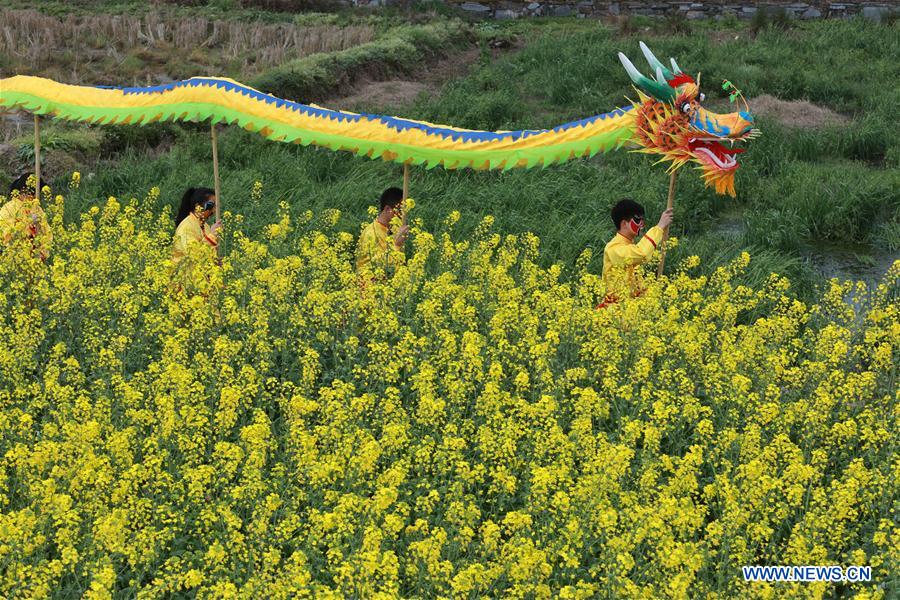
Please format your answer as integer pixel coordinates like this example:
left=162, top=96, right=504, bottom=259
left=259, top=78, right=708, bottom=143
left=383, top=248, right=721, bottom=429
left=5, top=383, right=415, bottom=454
left=618, top=51, right=677, bottom=102
left=618, top=52, right=644, bottom=85
left=655, top=66, right=667, bottom=85
left=640, top=41, right=671, bottom=79
left=670, top=58, right=682, bottom=74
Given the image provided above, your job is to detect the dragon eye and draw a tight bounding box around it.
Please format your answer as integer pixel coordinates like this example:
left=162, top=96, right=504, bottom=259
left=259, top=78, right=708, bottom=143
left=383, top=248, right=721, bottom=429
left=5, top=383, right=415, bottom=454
left=681, top=102, right=691, bottom=113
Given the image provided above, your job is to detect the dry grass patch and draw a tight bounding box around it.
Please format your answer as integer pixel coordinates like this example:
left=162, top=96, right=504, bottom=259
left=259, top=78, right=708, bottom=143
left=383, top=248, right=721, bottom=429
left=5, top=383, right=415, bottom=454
left=0, top=8, right=375, bottom=81
left=707, top=94, right=849, bottom=130
left=748, top=94, right=850, bottom=129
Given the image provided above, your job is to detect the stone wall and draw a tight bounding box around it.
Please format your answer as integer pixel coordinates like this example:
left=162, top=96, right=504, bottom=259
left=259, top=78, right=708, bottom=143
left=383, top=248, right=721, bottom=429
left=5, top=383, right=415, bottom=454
left=353, top=0, right=897, bottom=22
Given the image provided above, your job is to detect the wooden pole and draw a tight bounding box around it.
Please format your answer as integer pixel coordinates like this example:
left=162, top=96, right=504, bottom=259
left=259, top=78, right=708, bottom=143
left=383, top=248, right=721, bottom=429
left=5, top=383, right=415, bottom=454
left=656, top=169, right=677, bottom=277
left=211, top=122, right=222, bottom=254
left=401, top=162, right=410, bottom=226
left=33, top=114, right=41, bottom=193
left=211, top=123, right=221, bottom=223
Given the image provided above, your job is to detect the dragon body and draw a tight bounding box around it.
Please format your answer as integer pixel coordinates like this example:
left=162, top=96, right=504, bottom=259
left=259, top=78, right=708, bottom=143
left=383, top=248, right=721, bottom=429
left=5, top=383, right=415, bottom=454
left=0, top=42, right=757, bottom=195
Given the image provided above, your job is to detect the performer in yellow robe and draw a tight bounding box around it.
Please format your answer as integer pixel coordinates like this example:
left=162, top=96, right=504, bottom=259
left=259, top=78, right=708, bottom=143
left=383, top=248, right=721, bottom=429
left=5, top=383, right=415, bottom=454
left=170, top=187, right=222, bottom=298
left=356, top=187, right=409, bottom=282
left=172, top=187, right=220, bottom=262
left=600, top=198, right=672, bottom=306
left=0, top=173, right=51, bottom=261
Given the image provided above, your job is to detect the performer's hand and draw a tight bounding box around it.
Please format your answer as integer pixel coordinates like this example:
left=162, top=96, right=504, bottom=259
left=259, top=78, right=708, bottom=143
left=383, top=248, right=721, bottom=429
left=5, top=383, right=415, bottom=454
left=210, top=221, right=223, bottom=235
left=395, top=224, right=410, bottom=246
left=657, top=208, right=674, bottom=230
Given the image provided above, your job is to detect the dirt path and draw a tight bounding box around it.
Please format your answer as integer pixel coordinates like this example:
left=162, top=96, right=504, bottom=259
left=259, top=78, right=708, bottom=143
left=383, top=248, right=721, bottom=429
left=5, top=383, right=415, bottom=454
left=321, top=46, right=506, bottom=112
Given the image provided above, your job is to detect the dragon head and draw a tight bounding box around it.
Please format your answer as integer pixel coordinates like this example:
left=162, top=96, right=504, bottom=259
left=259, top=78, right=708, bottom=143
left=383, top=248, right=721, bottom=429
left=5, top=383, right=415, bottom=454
left=618, top=42, right=759, bottom=197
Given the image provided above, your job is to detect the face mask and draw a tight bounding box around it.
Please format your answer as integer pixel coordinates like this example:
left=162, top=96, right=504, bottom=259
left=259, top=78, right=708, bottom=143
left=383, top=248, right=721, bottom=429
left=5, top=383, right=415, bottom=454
left=628, top=216, right=644, bottom=235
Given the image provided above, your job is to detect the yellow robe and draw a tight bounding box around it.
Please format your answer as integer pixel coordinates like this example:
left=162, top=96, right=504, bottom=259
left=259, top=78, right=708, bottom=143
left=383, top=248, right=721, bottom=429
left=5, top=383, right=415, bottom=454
left=355, top=220, right=404, bottom=275
left=0, top=196, right=52, bottom=260
left=602, top=226, right=664, bottom=298
left=173, top=213, right=217, bottom=262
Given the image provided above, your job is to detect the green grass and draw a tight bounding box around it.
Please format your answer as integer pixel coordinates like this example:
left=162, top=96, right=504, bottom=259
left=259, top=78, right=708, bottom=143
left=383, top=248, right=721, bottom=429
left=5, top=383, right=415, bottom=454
left=9, top=125, right=103, bottom=162
left=27, top=17, right=900, bottom=298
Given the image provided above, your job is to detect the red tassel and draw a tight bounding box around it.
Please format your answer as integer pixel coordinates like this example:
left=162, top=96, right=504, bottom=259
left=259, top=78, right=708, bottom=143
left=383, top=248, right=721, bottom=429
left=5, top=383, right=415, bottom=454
left=667, top=73, right=695, bottom=88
